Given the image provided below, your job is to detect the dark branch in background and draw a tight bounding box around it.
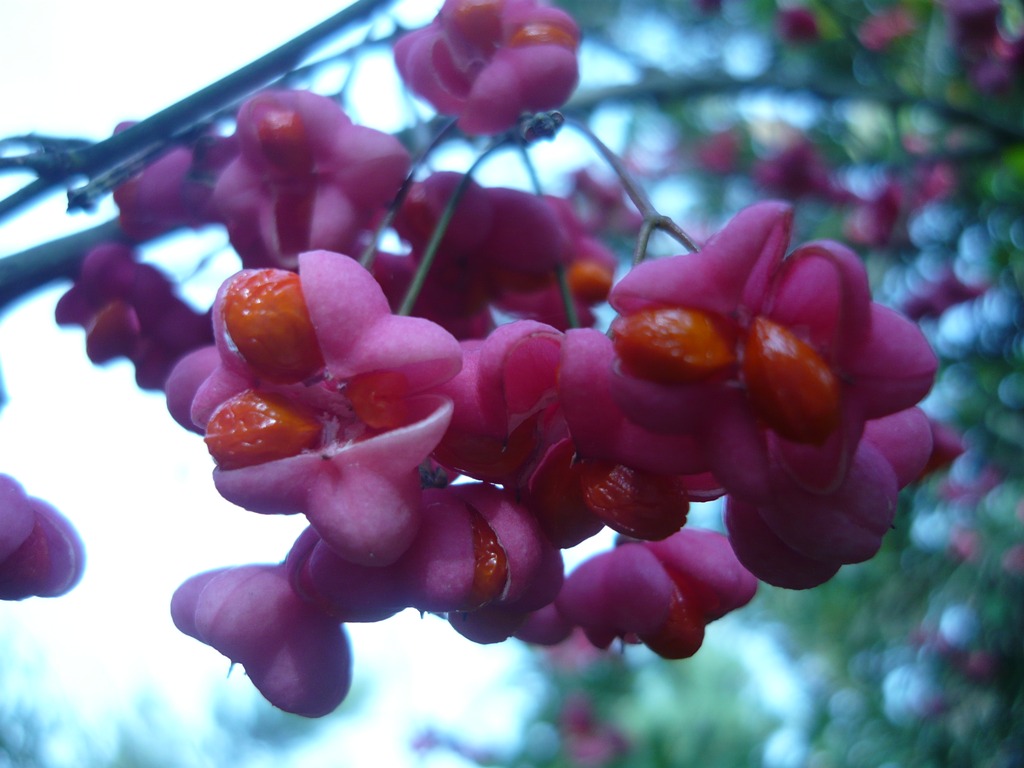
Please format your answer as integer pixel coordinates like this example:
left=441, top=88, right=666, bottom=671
left=0, top=135, right=93, bottom=174
left=0, top=0, right=396, bottom=224
left=66, top=128, right=211, bottom=213
left=0, top=219, right=129, bottom=312
left=4, top=5, right=1023, bottom=316
left=567, top=71, right=1024, bottom=147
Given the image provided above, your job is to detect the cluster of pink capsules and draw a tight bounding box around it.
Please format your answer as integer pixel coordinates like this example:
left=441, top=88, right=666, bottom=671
left=36, top=0, right=941, bottom=717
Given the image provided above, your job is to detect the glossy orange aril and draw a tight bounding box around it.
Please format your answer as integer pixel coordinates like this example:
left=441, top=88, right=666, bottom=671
left=527, top=440, right=605, bottom=549
left=742, top=316, right=841, bottom=445
left=346, top=370, right=411, bottom=430
left=221, top=270, right=325, bottom=383
left=638, top=571, right=706, bottom=660
left=508, top=21, right=579, bottom=50
left=567, top=260, right=614, bottom=304
left=432, top=414, right=541, bottom=483
left=579, top=462, right=690, bottom=541
left=204, top=389, right=323, bottom=470
left=85, top=300, right=137, bottom=363
left=255, top=107, right=314, bottom=176
left=612, top=306, right=737, bottom=384
left=450, top=0, right=503, bottom=50
left=461, top=507, right=509, bottom=610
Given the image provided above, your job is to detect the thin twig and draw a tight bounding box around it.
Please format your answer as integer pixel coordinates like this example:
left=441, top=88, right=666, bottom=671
left=358, top=118, right=460, bottom=271
left=566, top=117, right=699, bottom=260
left=0, top=135, right=94, bottom=176
left=0, top=0, right=396, bottom=223
left=0, top=177, right=57, bottom=225
left=397, top=137, right=509, bottom=317
left=567, top=70, right=1024, bottom=146
left=515, top=137, right=580, bottom=329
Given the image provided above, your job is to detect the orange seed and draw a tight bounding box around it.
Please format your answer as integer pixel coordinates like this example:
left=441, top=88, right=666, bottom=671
left=741, top=316, right=841, bottom=445
left=222, top=270, right=324, bottom=384
left=612, top=306, right=737, bottom=384
left=204, top=389, right=323, bottom=470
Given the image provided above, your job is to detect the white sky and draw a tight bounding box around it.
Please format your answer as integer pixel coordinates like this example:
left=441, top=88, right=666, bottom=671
left=0, top=3, right=545, bottom=766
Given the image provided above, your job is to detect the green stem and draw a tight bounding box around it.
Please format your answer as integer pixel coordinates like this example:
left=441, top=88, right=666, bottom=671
left=397, top=137, right=508, bottom=317
left=516, top=142, right=545, bottom=194
left=633, top=218, right=657, bottom=268
left=554, top=263, right=580, bottom=329
left=516, top=141, right=580, bottom=329
left=0, top=178, right=56, bottom=226
left=358, top=118, right=460, bottom=271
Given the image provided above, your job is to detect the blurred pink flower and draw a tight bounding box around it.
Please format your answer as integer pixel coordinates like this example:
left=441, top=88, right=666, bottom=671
left=55, top=243, right=212, bottom=390
left=753, top=140, right=841, bottom=201
left=858, top=7, right=918, bottom=51
left=777, top=8, right=820, bottom=44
